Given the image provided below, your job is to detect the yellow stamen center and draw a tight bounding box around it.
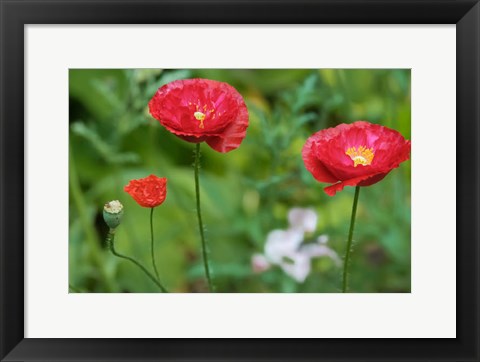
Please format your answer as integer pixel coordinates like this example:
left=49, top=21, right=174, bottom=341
left=345, top=146, right=375, bottom=167
left=194, top=111, right=206, bottom=129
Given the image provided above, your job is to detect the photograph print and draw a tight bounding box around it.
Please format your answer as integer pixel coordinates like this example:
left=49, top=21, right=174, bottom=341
left=69, top=69, right=411, bottom=293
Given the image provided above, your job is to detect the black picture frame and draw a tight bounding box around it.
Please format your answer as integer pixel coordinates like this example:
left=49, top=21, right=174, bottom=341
left=1, top=1, right=479, bottom=361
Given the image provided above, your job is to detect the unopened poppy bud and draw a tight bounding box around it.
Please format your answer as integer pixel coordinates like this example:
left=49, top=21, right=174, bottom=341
left=103, top=200, right=124, bottom=230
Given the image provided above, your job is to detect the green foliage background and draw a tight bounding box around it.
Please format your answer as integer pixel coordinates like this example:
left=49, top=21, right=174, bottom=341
left=69, top=69, right=411, bottom=293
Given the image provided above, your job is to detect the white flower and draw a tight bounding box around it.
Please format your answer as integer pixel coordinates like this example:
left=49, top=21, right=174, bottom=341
left=317, top=234, right=329, bottom=244
left=264, top=229, right=303, bottom=264
left=279, top=252, right=311, bottom=283
left=288, top=207, right=318, bottom=233
left=301, top=243, right=341, bottom=267
left=254, top=208, right=340, bottom=284
left=251, top=253, right=271, bottom=273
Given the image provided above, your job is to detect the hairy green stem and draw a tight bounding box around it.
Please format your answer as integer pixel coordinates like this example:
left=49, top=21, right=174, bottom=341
left=194, top=143, right=213, bottom=292
left=342, top=186, right=361, bottom=293
left=150, top=207, right=161, bottom=282
left=106, top=230, right=168, bottom=293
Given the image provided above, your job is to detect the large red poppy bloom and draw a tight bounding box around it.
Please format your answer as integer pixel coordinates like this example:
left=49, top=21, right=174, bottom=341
left=148, top=78, right=249, bottom=153
left=124, top=175, right=167, bottom=208
left=302, top=121, right=411, bottom=196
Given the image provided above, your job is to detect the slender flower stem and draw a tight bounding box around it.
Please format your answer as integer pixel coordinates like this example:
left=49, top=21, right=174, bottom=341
left=194, top=143, right=213, bottom=292
left=342, top=186, right=361, bottom=293
left=150, top=207, right=161, bottom=282
left=106, top=230, right=168, bottom=293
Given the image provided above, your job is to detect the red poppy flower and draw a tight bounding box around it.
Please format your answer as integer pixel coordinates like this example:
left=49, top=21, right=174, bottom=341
left=302, top=121, right=411, bottom=196
left=148, top=78, right=249, bottom=153
left=124, top=175, right=167, bottom=208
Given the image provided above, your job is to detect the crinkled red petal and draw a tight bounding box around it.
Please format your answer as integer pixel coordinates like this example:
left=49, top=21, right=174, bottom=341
left=324, top=172, right=387, bottom=196
left=205, top=103, right=249, bottom=153
left=124, top=175, right=167, bottom=208
left=303, top=121, right=411, bottom=196
left=148, top=78, right=249, bottom=153
left=302, top=134, right=338, bottom=183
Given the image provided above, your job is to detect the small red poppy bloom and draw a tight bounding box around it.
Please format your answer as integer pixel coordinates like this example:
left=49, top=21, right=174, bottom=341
left=148, top=78, right=249, bottom=153
left=124, top=175, right=167, bottom=208
left=302, top=121, right=411, bottom=196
